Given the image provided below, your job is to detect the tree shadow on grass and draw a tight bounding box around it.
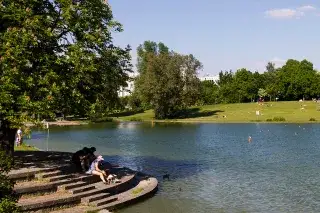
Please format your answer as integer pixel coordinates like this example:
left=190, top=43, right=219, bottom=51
left=108, top=109, right=145, bottom=118
left=175, top=108, right=224, bottom=119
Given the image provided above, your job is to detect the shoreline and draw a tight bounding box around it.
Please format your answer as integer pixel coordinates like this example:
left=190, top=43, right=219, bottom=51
left=114, top=118, right=320, bottom=124
left=14, top=143, right=40, bottom=151
left=24, top=120, right=88, bottom=127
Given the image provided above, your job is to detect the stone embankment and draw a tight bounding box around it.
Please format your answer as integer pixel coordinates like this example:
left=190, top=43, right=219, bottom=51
left=10, top=151, right=158, bottom=213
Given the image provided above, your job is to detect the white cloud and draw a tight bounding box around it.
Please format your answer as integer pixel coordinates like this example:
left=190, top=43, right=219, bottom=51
left=265, top=5, right=317, bottom=19
left=297, top=5, right=316, bottom=11
left=265, top=8, right=304, bottom=19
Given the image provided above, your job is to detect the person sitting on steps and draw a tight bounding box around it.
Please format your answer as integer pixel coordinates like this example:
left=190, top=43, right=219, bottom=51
left=86, top=155, right=109, bottom=184
left=81, top=147, right=97, bottom=171
left=72, top=148, right=87, bottom=173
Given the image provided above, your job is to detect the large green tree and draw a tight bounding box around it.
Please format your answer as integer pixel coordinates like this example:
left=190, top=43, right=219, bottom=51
left=0, top=0, right=131, bottom=154
left=135, top=41, right=202, bottom=119
left=277, top=59, right=317, bottom=100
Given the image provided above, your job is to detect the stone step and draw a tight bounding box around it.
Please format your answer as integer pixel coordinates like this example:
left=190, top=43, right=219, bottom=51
left=90, top=196, right=118, bottom=207
left=15, top=175, right=100, bottom=195
left=35, top=170, right=63, bottom=179
left=70, top=184, right=96, bottom=194
left=81, top=193, right=111, bottom=204
left=58, top=181, right=88, bottom=191
left=19, top=174, right=136, bottom=211
left=91, top=177, right=158, bottom=212
left=9, top=167, right=59, bottom=181
left=48, top=174, right=75, bottom=182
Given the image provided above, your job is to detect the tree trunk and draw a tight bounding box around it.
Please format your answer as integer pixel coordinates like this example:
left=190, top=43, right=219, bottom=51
left=0, top=119, right=16, bottom=156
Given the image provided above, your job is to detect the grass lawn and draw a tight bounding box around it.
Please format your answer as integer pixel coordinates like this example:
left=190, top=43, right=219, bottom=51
left=14, top=143, right=39, bottom=151
left=116, top=101, right=320, bottom=123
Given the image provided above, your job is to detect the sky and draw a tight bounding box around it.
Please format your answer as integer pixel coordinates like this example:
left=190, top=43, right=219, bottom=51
left=109, top=0, right=320, bottom=76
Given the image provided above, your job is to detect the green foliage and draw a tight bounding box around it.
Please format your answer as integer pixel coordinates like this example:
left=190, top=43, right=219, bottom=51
left=200, top=81, right=219, bottom=105
left=266, top=62, right=276, bottom=73
left=0, top=0, right=132, bottom=124
left=272, top=116, right=286, bottom=122
left=128, top=93, right=144, bottom=111
left=258, top=88, right=267, bottom=98
left=197, top=59, right=320, bottom=105
left=0, top=151, right=20, bottom=212
left=135, top=41, right=202, bottom=119
left=309, top=118, right=316, bottom=121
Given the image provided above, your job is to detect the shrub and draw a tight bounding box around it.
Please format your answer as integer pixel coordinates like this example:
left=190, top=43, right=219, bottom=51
left=309, top=118, right=317, bottom=121
left=266, top=118, right=273, bottom=122
left=251, top=120, right=263, bottom=122
left=273, top=116, right=286, bottom=122
left=0, top=151, right=20, bottom=212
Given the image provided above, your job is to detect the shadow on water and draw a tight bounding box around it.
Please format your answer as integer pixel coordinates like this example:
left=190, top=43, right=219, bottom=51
left=105, top=155, right=210, bottom=183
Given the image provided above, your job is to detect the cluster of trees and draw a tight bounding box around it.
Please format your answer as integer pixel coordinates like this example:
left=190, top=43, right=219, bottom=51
left=129, top=45, right=320, bottom=114
left=200, top=60, right=320, bottom=105
left=0, top=0, right=131, bottom=209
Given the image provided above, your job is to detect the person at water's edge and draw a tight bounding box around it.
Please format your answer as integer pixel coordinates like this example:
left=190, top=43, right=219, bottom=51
left=72, top=147, right=96, bottom=172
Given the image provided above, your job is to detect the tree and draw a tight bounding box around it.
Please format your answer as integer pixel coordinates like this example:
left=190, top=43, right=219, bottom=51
left=258, top=88, right=267, bottom=98
left=135, top=41, right=202, bottom=119
left=0, top=0, right=132, bottom=154
left=266, top=62, right=276, bottom=72
left=181, top=54, right=202, bottom=106
left=217, top=70, right=235, bottom=103
left=277, top=59, right=317, bottom=100
left=200, top=81, right=219, bottom=104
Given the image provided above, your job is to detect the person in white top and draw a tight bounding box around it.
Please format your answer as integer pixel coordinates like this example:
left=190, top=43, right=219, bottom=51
left=16, top=127, right=22, bottom=146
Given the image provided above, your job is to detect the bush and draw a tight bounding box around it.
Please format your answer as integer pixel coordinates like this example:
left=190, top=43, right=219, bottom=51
left=273, top=116, right=286, bottom=122
left=251, top=120, right=263, bottom=122
left=309, top=117, right=317, bottom=121
left=266, top=118, right=273, bottom=122
left=0, top=151, right=20, bottom=212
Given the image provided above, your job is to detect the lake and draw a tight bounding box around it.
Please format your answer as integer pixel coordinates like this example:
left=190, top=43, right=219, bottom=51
left=27, top=122, right=320, bottom=213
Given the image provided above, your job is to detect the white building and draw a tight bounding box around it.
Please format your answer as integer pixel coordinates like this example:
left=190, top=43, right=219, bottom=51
left=199, top=75, right=219, bottom=84
left=118, top=73, right=138, bottom=97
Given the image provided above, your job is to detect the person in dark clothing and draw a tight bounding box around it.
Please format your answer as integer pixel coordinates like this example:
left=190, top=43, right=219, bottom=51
left=80, top=146, right=97, bottom=172
left=72, top=149, right=86, bottom=172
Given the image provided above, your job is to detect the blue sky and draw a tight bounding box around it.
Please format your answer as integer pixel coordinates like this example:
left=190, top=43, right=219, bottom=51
left=109, top=0, right=320, bottom=76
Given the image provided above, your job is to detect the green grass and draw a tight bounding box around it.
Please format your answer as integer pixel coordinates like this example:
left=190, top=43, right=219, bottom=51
left=14, top=143, right=39, bottom=151
left=115, top=101, right=320, bottom=123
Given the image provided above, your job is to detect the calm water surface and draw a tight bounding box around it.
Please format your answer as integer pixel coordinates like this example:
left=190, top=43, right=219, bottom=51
left=27, top=122, right=320, bottom=213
